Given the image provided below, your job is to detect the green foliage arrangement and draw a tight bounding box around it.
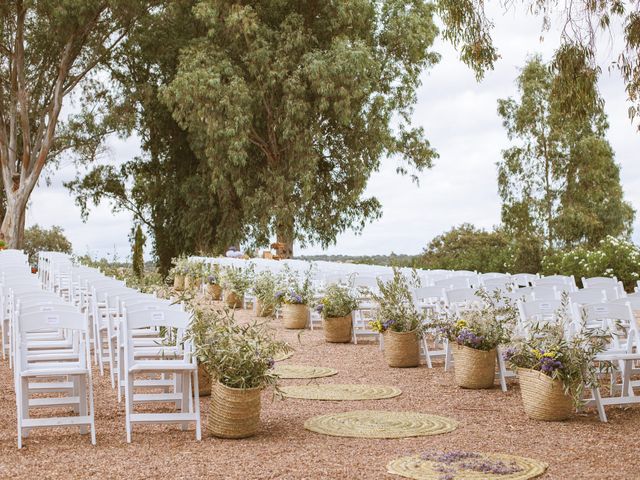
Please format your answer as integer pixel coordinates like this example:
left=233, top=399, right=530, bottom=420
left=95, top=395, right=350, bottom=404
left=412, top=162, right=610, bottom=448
left=427, top=289, right=518, bottom=351
left=170, top=256, right=190, bottom=277
left=252, top=271, right=280, bottom=313
left=316, top=284, right=358, bottom=319
left=24, top=225, right=73, bottom=265
left=542, top=236, right=640, bottom=290
left=186, top=308, right=292, bottom=389
left=368, top=268, right=425, bottom=335
left=504, top=298, right=612, bottom=407
left=275, top=265, right=314, bottom=305
left=221, top=264, right=255, bottom=296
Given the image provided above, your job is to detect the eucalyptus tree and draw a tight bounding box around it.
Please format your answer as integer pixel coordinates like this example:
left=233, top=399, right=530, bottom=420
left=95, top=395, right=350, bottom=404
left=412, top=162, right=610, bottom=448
left=0, top=1, right=153, bottom=247
left=161, top=0, right=440, bottom=257
left=498, top=49, right=634, bottom=251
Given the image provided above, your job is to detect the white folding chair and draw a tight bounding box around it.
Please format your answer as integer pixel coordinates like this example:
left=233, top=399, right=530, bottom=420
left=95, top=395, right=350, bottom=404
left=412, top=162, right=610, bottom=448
left=14, top=309, right=95, bottom=448
left=122, top=306, right=201, bottom=442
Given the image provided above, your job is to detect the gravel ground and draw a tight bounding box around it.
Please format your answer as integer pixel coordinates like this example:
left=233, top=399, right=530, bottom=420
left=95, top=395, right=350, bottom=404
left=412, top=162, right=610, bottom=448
left=1, top=301, right=638, bottom=479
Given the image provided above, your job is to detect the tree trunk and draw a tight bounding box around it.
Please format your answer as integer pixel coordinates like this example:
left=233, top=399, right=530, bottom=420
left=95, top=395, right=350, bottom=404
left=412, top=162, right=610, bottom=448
left=0, top=192, right=27, bottom=248
left=275, top=219, right=294, bottom=259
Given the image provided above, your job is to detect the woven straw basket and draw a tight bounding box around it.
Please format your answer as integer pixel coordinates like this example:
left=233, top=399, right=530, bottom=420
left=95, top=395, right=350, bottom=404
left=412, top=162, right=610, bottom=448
left=282, top=304, right=308, bottom=329
left=224, top=291, right=243, bottom=309
left=173, top=274, right=185, bottom=290
left=517, top=368, right=573, bottom=421
left=198, top=363, right=212, bottom=397
left=322, top=314, right=352, bottom=343
left=384, top=330, right=420, bottom=367
left=207, top=382, right=262, bottom=438
left=452, top=345, right=496, bottom=389
left=255, top=299, right=274, bottom=317
left=207, top=284, right=222, bottom=301
left=184, top=275, right=194, bottom=290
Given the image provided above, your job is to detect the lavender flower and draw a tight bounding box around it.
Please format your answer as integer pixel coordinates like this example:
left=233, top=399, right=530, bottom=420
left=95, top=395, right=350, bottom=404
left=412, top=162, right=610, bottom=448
left=456, top=329, right=485, bottom=349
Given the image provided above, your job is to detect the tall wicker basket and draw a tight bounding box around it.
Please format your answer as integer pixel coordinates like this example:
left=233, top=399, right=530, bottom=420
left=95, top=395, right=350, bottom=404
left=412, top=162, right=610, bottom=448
left=224, top=290, right=243, bottom=309
left=322, top=314, right=352, bottom=343
left=184, top=275, right=193, bottom=290
left=173, top=274, right=185, bottom=290
left=207, top=284, right=222, bottom=301
left=383, top=330, right=420, bottom=367
left=452, top=345, right=496, bottom=389
left=282, top=304, right=308, bottom=329
left=517, top=368, right=573, bottom=421
left=198, top=363, right=212, bottom=397
left=207, top=382, right=262, bottom=438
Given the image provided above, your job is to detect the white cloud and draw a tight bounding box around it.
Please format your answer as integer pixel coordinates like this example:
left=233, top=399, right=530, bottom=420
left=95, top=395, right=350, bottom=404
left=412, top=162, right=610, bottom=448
left=25, top=5, right=640, bottom=259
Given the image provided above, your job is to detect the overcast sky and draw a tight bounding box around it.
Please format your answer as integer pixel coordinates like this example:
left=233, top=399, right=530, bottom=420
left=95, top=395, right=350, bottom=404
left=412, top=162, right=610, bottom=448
left=25, top=5, right=640, bottom=261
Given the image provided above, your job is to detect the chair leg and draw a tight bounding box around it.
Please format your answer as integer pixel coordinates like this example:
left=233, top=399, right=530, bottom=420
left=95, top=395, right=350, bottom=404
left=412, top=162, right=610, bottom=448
left=181, top=372, right=191, bottom=431
left=78, top=375, right=88, bottom=435
left=192, top=369, right=201, bottom=441
left=107, top=334, right=116, bottom=389
left=592, top=387, right=607, bottom=422
left=21, top=377, right=30, bottom=439
left=125, top=373, right=134, bottom=443
left=497, top=349, right=508, bottom=392
left=423, top=338, right=433, bottom=369
left=444, top=340, right=452, bottom=372
left=88, top=373, right=96, bottom=446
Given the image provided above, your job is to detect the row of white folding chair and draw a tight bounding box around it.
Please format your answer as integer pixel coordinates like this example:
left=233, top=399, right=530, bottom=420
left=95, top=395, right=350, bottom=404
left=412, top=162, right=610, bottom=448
left=533, top=275, right=577, bottom=290
left=14, top=304, right=95, bottom=447
left=2, top=279, right=45, bottom=366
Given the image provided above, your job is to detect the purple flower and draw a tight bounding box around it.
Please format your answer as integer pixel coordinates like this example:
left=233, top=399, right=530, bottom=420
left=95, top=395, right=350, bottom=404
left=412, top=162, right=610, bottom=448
left=267, top=358, right=275, bottom=369
left=456, top=329, right=484, bottom=348
left=502, top=347, right=516, bottom=361
left=207, top=275, right=217, bottom=284
left=539, top=356, right=563, bottom=374
left=315, top=304, right=324, bottom=313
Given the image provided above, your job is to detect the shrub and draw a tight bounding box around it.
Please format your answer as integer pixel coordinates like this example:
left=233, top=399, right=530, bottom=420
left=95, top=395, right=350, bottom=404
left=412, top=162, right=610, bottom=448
left=541, top=236, right=640, bottom=290
left=253, top=271, right=279, bottom=312
left=418, top=224, right=512, bottom=273
left=275, top=265, right=314, bottom=305
left=24, top=225, right=72, bottom=264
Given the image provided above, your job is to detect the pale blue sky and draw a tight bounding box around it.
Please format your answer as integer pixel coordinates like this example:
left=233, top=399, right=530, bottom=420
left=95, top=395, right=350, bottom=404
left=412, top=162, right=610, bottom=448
left=26, top=5, right=640, bottom=260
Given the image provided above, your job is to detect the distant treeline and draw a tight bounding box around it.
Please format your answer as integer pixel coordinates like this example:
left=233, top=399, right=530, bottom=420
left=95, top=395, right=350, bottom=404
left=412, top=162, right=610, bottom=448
left=296, top=253, right=419, bottom=267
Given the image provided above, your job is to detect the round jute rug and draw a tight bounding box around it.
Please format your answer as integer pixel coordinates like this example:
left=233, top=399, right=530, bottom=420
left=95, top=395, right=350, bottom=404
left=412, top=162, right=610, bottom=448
left=273, top=352, right=294, bottom=362
left=304, top=410, right=457, bottom=438
left=281, top=384, right=401, bottom=400
left=272, top=365, right=338, bottom=379
left=387, top=452, right=547, bottom=480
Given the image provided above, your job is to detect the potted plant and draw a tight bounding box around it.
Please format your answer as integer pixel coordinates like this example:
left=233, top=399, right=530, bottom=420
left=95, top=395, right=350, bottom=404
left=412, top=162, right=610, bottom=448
left=170, top=257, right=188, bottom=290
left=368, top=269, right=425, bottom=367
left=316, top=284, right=358, bottom=343
left=187, top=309, right=291, bottom=438
left=220, top=264, right=254, bottom=308
left=205, top=265, right=222, bottom=300
left=253, top=271, right=278, bottom=317
left=429, top=289, right=517, bottom=389
left=276, top=266, right=314, bottom=329
left=504, top=299, right=611, bottom=421
left=184, top=260, right=204, bottom=290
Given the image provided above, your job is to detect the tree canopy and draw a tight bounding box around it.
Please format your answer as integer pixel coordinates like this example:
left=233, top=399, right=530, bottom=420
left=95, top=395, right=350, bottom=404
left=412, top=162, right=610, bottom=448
left=161, top=0, right=440, bottom=256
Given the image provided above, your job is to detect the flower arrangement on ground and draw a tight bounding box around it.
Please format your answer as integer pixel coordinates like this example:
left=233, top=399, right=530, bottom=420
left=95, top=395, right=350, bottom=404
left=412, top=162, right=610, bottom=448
left=204, top=264, right=222, bottom=300
left=252, top=270, right=279, bottom=317
left=426, top=289, right=518, bottom=388
left=367, top=268, right=425, bottom=367
left=276, top=265, right=315, bottom=329
left=184, top=260, right=205, bottom=289
left=186, top=308, right=292, bottom=438
left=169, top=256, right=189, bottom=289
left=220, top=264, right=255, bottom=308
left=504, top=297, right=612, bottom=420
left=316, top=284, right=358, bottom=343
